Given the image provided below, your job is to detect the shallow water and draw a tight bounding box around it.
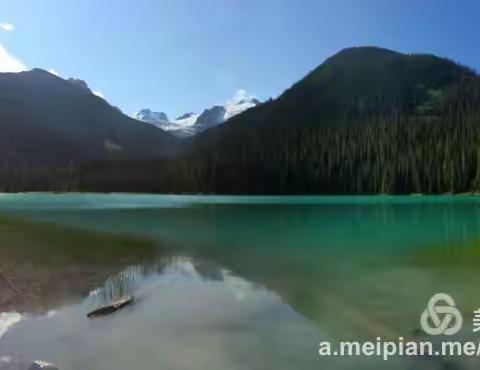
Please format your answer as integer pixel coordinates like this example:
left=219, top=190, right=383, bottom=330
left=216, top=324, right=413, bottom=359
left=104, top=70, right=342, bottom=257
left=1, top=194, right=480, bottom=369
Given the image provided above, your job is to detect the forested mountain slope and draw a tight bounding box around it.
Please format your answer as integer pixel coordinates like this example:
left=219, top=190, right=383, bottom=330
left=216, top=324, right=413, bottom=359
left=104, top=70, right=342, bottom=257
left=2, top=47, right=480, bottom=194
left=0, top=68, right=175, bottom=162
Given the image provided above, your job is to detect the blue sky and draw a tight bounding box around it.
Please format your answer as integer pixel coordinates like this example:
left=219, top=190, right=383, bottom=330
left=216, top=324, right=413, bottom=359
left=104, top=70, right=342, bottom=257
left=0, top=0, right=479, bottom=117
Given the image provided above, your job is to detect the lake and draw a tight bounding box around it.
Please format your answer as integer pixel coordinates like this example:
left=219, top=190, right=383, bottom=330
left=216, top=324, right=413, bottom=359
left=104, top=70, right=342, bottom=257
left=1, top=194, right=480, bottom=369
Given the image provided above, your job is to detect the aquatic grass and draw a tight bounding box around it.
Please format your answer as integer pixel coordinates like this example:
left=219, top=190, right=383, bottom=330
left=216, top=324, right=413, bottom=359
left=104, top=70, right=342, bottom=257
left=98, top=268, right=137, bottom=305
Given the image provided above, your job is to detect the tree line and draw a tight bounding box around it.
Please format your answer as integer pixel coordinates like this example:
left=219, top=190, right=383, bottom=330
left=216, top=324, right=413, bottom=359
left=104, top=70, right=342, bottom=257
left=2, top=76, right=480, bottom=194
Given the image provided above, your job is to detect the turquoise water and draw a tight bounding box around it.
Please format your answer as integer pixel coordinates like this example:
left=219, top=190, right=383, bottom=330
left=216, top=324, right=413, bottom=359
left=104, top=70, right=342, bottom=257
left=1, top=193, right=480, bottom=249
left=1, top=194, right=480, bottom=369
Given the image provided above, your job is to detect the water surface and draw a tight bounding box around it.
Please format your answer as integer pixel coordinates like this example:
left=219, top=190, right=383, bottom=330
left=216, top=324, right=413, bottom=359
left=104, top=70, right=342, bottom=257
left=1, top=194, right=480, bottom=369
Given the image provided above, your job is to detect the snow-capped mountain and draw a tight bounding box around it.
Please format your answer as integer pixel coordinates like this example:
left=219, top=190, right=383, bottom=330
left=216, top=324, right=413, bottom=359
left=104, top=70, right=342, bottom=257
left=224, top=90, right=261, bottom=120
left=132, top=112, right=199, bottom=137
left=154, top=112, right=200, bottom=137
left=135, top=109, right=169, bottom=125
left=195, top=106, right=227, bottom=131
left=133, top=90, right=260, bottom=137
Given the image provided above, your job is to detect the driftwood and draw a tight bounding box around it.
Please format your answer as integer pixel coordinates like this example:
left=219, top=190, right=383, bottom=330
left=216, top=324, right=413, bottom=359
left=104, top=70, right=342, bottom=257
left=87, top=295, right=134, bottom=318
left=0, top=268, right=21, bottom=294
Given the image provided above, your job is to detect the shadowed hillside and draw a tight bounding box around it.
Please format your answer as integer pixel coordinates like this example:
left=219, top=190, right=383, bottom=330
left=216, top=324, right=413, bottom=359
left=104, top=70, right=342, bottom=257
left=1, top=47, right=480, bottom=194
left=0, top=69, right=176, bottom=162
left=217, top=46, right=475, bottom=131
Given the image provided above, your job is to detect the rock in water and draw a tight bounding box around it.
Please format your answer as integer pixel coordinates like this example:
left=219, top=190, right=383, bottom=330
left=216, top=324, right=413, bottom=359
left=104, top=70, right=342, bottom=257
left=29, top=361, right=58, bottom=370
left=0, top=356, right=57, bottom=370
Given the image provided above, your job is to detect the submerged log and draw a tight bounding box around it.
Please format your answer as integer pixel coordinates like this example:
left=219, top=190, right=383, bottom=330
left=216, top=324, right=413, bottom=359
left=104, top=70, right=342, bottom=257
left=87, top=295, right=134, bottom=318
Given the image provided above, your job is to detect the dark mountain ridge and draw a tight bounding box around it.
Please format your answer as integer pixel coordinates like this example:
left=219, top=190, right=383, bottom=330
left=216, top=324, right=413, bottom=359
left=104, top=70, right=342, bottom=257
left=162, top=47, right=480, bottom=194
left=214, top=46, right=475, bottom=133
left=1, top=46, right=480, bottom=193
left=0, top=68, right=176, bottom=162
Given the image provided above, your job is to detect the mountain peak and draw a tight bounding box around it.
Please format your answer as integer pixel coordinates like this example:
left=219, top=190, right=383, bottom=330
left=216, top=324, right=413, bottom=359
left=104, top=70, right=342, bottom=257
left=31, top=68, right=57, bottom=76
left=134, top=91, right=260, bottom=137
left=229, top=47, right=476, bottom=131
left=175, top=112, right=196, bottom=120
left=224, top=91, right=260, bottom=121
left=67, top=77, right=90, bottom=90
left=195, top=106, right=227, bottom=130
left=0, top=68, right=174, bottom=162
left=331, top=46, right=403, bottom=60
left=135, top=109, right=169, bottom=124
left=227, top=89, right=258, bottom=105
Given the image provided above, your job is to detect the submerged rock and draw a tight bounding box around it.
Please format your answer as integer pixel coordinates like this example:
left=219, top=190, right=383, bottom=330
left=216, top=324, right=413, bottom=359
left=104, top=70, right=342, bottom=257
left=0, top=356, right=57, bottom=370
left=29, top=361, right=57, bottom=370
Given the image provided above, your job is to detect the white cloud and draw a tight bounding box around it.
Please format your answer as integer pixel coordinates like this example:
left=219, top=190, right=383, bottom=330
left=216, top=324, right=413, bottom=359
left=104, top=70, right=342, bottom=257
left=0, top=23, right=15, bottom=32
left=0, top=43, right=27, bottom=72
left=227, top=89, right=255, bottom=104
left=48, top=68, right=60, bottom=77
left=92, top=90, right=105, bottom=99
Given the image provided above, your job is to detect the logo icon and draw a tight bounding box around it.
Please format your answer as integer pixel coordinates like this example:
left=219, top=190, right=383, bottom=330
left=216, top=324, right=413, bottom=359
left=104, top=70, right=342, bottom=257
left=420, top=293, right=463, bottom=336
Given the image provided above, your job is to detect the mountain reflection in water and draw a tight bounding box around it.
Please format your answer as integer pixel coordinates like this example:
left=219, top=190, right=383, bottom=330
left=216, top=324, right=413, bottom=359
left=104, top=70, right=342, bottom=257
left=2, top=194, right=480, bottom=369
left=0, top=256, right=323, bottom=370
